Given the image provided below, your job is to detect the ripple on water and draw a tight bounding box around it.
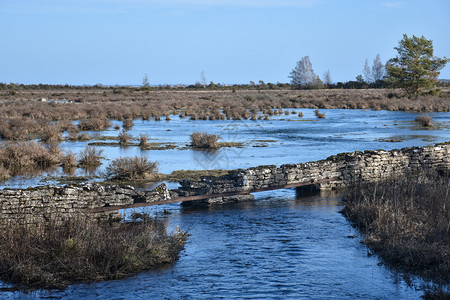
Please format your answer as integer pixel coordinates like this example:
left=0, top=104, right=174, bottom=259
left=4, top=190, right=440, bottom=299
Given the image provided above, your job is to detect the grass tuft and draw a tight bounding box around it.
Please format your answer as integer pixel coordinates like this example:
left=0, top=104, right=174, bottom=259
left=106, top=156, right=158, bottom=180
left=190, top=132, right=220, bottom=149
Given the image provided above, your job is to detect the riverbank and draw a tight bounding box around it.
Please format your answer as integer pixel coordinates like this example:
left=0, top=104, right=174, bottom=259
left=341, top=171, right=449, bottom=286
left=0, top=214, right=187, bottom=290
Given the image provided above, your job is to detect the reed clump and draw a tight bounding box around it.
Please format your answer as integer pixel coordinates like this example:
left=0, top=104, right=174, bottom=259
left=415, top=114, right=434, bottom=127
left=0, top=214, right=187, bottom=290
left=123, top=118, right=134, bottom=130
left=342, top=171, right=449, bottom=284
left=77, top=146, right=103, bottom=167
left=78, top=119, right=111, bottom=131
left=315, top=109, right=326, bottom=119
left=190, top=132, right=220, bottom=149
left=139, top=134, right=150, bottom=149
left=106, top=156, right=158, bottom=180
left=118, top=130, right=132, bottom=145
left=0, top=141, right=62, bottom=178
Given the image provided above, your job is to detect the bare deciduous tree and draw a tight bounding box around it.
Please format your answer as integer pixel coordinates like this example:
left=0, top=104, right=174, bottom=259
left=363, top=59, right=371, bottom=83
left=323, top=69, right=332, bottom=86
left=289, top=56, right=317, bottom=88
left=372, top=54, right=385, bottom=82
left=142, top=73, right=150, bottom=88
left=201, top=71, right=207, bottom=88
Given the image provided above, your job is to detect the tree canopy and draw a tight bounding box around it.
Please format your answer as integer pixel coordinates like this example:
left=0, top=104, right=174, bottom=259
left=386, top=34, right=448, bottom=98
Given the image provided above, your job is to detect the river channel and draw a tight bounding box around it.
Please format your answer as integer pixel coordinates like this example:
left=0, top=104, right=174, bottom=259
left=3, top=190, right=435, bottom=299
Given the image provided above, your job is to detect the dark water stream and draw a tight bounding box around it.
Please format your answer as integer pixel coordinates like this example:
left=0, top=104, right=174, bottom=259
left=3, top=190, right=432, bottom=299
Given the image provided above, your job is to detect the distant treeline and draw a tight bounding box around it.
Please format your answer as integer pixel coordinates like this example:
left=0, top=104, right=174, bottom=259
left=1, top=79, right=449, bottom=91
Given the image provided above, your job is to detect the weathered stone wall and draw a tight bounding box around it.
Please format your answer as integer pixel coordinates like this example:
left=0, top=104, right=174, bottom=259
left=0, top=183, right=170, bottom=227
left=1, top=143, right=448, bottom=226
left=178, top=143, right=449, bottom=197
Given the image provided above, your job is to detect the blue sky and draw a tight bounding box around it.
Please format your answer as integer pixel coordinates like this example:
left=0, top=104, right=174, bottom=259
left=1, top=0, right=449, bottom=86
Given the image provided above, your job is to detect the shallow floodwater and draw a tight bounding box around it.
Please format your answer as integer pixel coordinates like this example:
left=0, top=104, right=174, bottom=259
left=2, top=109, right=449, bottom=189
left=3, top=190, right=431, bottom=299
left=1, top=109, right=448, bottom=298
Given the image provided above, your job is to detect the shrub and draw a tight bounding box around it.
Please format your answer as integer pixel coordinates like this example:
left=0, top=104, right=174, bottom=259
left=190, top=132, right=220, bottom=149
left=75, top=132, right=92, bottom=141
left=118, top=130, right=132, bottom=145
left=106, top=156, right=158, bottom=180
left=61, top=151, right=77, bottom=168
left=0, top=165, right=10, bottom=181
left=0, top=141, right=62, bottom=172
left=40, top=125, right=62, bottom=143
left=78, top=119, right=111, bottom=131
left=314, top=109, right=326, bottom=119
left=123, top=118, right=134, bottom=130
left=139, top=134, right=150, bottom=148
left=415, top=114, right=433, bottom=127
left=78, top=146, right=103, bottom=167
left=0, top=214, right=187, bottom=289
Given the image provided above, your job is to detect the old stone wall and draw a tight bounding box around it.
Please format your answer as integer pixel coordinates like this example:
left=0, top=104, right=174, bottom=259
left=178, top=143, right=449, bottom=197
left=1, top=143, right=448, bottom=226
left=0, top=183, right=170, bottom=227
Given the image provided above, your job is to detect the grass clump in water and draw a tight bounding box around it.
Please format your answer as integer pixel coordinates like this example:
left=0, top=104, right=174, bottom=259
left=77, top=146, right=103, bottom=167
left=415, top=114, right=433, bottom=127
left=0, top=141, right=62, bottom=179
left=0, top=214, right=187, bottom=290
left=190, top=132, right=220, bottom=149
left=106, top=156, right=158, bottom=180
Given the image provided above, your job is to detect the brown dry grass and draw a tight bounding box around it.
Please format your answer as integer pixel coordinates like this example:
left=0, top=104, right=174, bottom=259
left=0, top=141, right=62, bottom=178
left=0, top=88, right=448, bottom=153
left=342, top=171, right=449, bottom=284
left=106, top=156, right=158, bottom=180
left=0, top=88, right=448, bottom=143
left=416, top=114, right=434, bottom=127
left=0, top=214, right=187, bottom=290
left=190, top=132, right=220, bottom=149
left=77, top=146, right=103, bottom=167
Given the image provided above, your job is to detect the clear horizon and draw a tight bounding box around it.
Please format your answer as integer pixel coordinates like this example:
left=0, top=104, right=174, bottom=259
left=1, top=0, right=449, bottom=86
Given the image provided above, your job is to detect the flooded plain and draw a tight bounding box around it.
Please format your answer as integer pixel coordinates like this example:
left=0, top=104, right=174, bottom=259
left=1, top=108, right=449, bottom=189
left=1, top=108, right=449, bottom=298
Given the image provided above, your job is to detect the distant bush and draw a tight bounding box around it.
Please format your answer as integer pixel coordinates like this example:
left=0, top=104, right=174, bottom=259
left=40, top=125, right=63, bottom=143
left=78, top=119, right=111, bottom=131
left=74, top=132, right=92, bottom=141
left=0, top=141, right=62, bottom=172
left=415, top=114, right=433, bottom=127
left=0, top=165, right=11, bottom=181
left=118, top=130, right=132, bottom=145
left=190, top=132, right=220, bottom=149
left=314, top=109, right=326, bottom=119
left=106, top=156, right=158, bottom=180
left=61, top=151, right=77, bottom=169
left=78, top=146, right=103, bottom=167
left=123, top=118, right=134, bottom=130
left=139, top=134, right=150, bottom=148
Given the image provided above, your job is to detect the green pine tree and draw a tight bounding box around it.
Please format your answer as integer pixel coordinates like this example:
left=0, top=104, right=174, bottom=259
left=386, top=34, right=448, bottom=98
